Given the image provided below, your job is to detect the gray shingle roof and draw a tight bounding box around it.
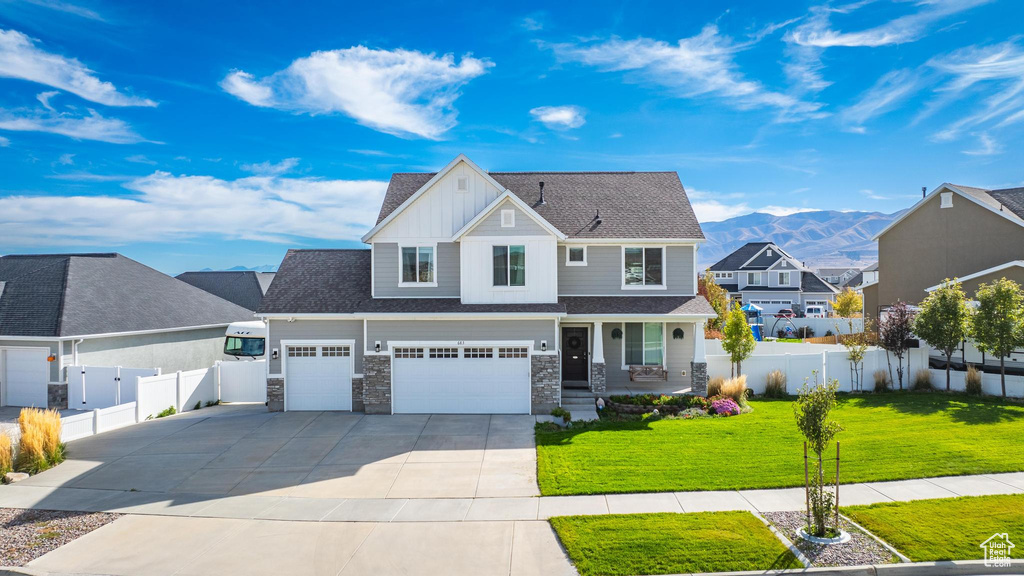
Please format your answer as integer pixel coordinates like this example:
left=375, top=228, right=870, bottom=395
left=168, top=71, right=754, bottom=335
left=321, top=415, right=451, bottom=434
left=377, top=171, right=704, bottom=240
left=801, top=272, right=839, bottom=294
left=0, top=254, right=254, bottom=337
left=951, top=184, right=1024, bottom=222
left=176, top=271, right=276, bottom=311
left=707, top=242, right=772, bottom=271
left=259, top=249, right=714, bottom=316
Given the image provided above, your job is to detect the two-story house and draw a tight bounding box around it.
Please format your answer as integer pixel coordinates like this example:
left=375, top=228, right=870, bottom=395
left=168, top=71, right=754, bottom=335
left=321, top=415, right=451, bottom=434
left=863, top=183, right=1024, bottom=318
left=707, top=242, right=838, bottom=315
left=256, top=155, right=715, bottom=415
left=816, top=267, right=861, bottom=288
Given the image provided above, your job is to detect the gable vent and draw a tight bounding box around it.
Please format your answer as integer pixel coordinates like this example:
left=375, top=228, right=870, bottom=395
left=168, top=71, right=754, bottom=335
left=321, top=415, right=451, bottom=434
left=456, top=176, right=468, bottom=192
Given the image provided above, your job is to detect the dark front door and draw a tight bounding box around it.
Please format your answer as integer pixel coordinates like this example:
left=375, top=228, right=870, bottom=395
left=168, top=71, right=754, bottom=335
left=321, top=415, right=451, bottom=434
left=562, top=327, right=589, bottom=382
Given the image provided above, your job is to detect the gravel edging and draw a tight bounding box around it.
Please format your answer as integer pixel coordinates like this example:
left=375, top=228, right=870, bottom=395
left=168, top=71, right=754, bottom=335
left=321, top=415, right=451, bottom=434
left=762, top=510, right=897, bottom=568
left=0, top=508, right=120, bottom=567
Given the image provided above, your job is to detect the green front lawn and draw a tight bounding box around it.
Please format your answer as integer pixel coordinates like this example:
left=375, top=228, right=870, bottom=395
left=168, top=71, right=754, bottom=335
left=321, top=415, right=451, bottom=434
left=844, top=494, right=1024, bottom=562
left=537, top=393, right=1024, bottom=495
left=550, top=512, right=802, bottom=576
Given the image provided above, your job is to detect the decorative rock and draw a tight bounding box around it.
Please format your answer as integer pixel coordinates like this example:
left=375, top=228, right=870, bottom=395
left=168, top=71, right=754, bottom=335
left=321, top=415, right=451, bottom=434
left=799, top=528, right=852, bottom=545
left=5, top=472, right=29, bottom=483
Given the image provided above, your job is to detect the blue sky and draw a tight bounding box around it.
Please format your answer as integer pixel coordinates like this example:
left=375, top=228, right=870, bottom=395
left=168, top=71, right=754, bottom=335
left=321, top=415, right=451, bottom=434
left=1, top=0, right=1022, bottom=274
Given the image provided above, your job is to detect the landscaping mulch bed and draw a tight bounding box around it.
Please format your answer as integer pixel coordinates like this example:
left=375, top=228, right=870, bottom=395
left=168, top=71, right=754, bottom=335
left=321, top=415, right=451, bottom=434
left=763, top=510, right=898, bottom=568
left=0, top=507, right=120, bottom=566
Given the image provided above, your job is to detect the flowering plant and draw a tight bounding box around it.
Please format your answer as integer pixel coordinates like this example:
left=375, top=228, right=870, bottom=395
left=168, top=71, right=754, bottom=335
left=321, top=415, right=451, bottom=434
left=710, top=397, right=740, bottom=416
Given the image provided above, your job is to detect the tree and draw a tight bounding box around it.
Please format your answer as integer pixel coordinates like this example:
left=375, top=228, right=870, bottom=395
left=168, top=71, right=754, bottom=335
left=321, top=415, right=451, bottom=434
left=878, top=301, right=915, bottom=390
left=971, top=278, right=1024, bottom=397
left=832, top=288, right=863, bottom=336
left=794, top=378, right=843, bottom=537
left=914, top=279, right=972, bottom=391
left=699, top=269, right=729, bottom=332
left=843, top=330, right=870, bottom=392
left=722, top=304, right=755, bottom=377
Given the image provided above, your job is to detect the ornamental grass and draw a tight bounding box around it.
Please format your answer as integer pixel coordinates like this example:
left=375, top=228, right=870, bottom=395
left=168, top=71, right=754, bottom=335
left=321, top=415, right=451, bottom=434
left=15, top=408, right=64, bottom=474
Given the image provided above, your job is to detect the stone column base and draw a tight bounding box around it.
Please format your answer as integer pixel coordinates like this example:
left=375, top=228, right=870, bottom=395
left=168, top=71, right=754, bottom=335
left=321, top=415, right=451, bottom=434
left=363, top=355, right=392, bottom=414
left=590, top=362, right=606, bottom=394
left=531, top=353, right=559, bottom=413
left=352, top=377, right=365, bottom=412
left=267, top=378, right=284, bottom=412
left=48, top=383, right=68, bottom=410
left=690, top=361, right=708, bottom=396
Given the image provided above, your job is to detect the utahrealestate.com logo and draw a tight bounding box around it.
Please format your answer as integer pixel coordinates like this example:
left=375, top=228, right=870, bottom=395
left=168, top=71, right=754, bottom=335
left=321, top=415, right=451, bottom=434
left=981, top=533, right=1015, bottom=568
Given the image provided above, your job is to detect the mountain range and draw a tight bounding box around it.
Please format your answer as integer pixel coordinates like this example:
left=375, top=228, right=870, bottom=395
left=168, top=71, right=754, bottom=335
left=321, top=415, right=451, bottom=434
left=198, top=265, right=278, bottom=273
left=698, top=210, right=905, bottom=270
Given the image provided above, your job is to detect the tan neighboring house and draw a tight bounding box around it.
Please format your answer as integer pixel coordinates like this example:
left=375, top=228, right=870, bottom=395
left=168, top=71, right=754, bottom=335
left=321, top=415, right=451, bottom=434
left=863, top=183, right=1024, bottom=318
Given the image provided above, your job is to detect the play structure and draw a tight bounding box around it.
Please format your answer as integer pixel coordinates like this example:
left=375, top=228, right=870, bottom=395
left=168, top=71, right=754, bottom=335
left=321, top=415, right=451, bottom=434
left=768, top=315, right=800, bottom=339
left=740, top=303, right=764, bottom=342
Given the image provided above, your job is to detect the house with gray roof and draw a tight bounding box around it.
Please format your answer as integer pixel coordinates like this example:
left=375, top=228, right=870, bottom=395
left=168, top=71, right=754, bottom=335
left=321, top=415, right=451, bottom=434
left=707, top=241, right=838, bottom=316
left=0, top=253, right=253, bottom=409
left=176, top=270, right=276, bottom=311
left=258, top=154, right=715, bottom=414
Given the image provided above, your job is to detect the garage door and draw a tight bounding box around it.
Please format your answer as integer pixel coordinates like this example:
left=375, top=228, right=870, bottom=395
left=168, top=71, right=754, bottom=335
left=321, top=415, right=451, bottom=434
left=3, top=348, right=49, bottom=407
left=285, top=345, right=352, bottom=411
left=392, top=345, right=531, bottom=414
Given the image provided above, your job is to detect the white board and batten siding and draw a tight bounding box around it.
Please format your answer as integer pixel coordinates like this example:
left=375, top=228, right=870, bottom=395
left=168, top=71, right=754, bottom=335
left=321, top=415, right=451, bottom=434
left=373, top=161, right=503, bottom=241
left=460, top=236, right=558, bottom=304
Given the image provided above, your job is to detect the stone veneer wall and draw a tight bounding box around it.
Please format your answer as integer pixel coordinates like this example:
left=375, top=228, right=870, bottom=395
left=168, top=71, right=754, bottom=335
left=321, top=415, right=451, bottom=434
left=362, top=355, right=392, bottom=414
left=590, top=362, right=606, bottom=394
left=267, top=378, right=284, bottom=412
left=351, top=377, right=365, bottom=412
left=690, top=361, right=708, bottom=395
left=531, top=353, right=559, bottom=413
left=48, top=383, right=68, bottom=410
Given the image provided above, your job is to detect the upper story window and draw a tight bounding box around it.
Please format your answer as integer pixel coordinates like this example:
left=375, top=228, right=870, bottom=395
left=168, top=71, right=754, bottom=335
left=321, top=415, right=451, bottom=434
left=493, top=245, right=526, bottom=287
left=778, top=271, right=791, bottom=285
left=400, top=246, right=435, bottom=285
left=501, top=209, right=515, bottom=228
left=623, top=247, right=664, bottom=288
left=566, top=246, right=587, bottom=266
left=747, top=272, right=763, bottom=286
left=713, top=271, right=734, bottom=280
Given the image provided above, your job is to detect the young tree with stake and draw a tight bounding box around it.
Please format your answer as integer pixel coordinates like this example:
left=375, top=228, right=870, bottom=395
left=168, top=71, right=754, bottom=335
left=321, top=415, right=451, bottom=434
left=878, top=301, right=915, bottom=390
left=914, top=279, right=972, bottom=391
left=794, top=378, right=843, bottom=538
left=971, top=278, right=1024, bottom=398
left=722, top=304, right=755, bottom=377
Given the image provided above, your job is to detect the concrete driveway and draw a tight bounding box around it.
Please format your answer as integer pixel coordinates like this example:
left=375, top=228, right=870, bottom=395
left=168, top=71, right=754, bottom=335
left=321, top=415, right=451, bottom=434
left=16, top=406, right=539, bottom=500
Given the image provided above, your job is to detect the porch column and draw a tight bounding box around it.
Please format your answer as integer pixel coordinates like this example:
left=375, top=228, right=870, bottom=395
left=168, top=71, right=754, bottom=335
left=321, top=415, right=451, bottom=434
left=691, top=320, right=708, bottom=395
left=590, top=321, right=606, bottom=394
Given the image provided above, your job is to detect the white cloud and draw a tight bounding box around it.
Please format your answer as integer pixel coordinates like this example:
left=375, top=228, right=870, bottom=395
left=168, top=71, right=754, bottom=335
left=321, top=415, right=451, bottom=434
left=125, top=154, right=156, bottom=165
left=20, top=0, right=106, bottom=21
left=0, top=28, right=155, bottom=107
left=240, top=157, right=300, bottom=175
left=840, top=69, right=921, bottom=131
left=962, top=132, right=1001, bottom=156
left=0, top=107, right=147, bottom=143
left=550, top=25, right=824, bottom=121
left=0, top=135, right=9, bottom=147
left=529, top=105, right=585, bottom=130
left=221, top=46, right=492, bottom=139
left=860, top=189, right=890, bottom=200
left=0, top=172, right=388, bottom=247
left=688, top=188, right=815, bottom=222
left=58, top=152, right=74, bottom=165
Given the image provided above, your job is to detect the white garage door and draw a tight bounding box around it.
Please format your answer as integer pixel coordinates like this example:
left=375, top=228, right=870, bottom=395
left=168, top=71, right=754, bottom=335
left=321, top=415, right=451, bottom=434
left=392, top=345, right=531, bottom=414
left=285, top=345, right=352, bottom=411
left=3, top=348, right=49, bottom=407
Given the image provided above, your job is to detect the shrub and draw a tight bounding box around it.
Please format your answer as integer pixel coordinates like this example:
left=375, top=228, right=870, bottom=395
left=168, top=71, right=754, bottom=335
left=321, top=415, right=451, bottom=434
left=912, top=369, right=933, bottom=391
left=687, top=396, right=709, bottom=410
left=193, top=401, right=202, bottom=411
left=873, top=370, right=890, bottom=392
left=0, top=432, right=12, bottom=478
left=720, top=375, right=748, bottom=405
left=15, top=408, right=64, bottom=474
left=764, top=370, right=787, bottom=398
left=707, top=376, right=725, bottom=397
left=550, top=407, right=571, bottom=423
left=156, top=406, right=176, bottom=418
left=825, top=330, right=834, bottom=337
left=710, top=397, right=741, bottom=416
left=965, top=365, right=983, bottom=395
left=796, top=326, right=815, bottom=339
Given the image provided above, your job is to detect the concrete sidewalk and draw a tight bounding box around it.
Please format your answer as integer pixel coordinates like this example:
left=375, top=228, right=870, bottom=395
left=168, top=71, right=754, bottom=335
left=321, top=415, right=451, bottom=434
left=2, top=472, right=1021, bottom=522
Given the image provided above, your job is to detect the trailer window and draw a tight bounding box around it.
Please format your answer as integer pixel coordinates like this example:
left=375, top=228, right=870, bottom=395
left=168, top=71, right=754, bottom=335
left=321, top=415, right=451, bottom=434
left=225, top=337, right=265, bottom=357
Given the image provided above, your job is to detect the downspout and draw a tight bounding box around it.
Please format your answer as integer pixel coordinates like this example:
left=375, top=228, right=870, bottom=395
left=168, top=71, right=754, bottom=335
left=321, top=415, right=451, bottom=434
left=72, top=338, right=84, bottom=366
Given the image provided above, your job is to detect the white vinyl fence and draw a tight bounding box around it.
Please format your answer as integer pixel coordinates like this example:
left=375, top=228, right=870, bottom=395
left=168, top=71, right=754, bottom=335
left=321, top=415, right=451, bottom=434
left=218, top=360, right=267, bottom=403
left=707, top=347, right=931, bottom=394
left=763, top=317, right=865, bottom=337
left=927, top=368, right=1024, bottom=398
left=68, top=366, right=161, bottom=410
left=136, top=367, right=218, bottom=420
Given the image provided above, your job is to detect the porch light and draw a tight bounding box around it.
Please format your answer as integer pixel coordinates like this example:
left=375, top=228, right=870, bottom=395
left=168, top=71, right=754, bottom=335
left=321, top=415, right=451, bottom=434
left=672, top=328, right=685, bottom=340
left=375, top=341, right=381, bottom=353
left=46, top=354, right=56, bottom=362
left=271, top=348, right=279, bottom=360
left=611, top=328, right=622, bottom=340
left=541, top=340, right=547, bottom=352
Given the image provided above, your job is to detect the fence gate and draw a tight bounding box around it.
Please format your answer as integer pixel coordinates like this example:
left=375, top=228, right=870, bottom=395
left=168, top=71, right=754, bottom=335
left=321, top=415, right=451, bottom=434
left=68, top=366, right=160, bottom=410
left=218, top=360, right=267, bottom=403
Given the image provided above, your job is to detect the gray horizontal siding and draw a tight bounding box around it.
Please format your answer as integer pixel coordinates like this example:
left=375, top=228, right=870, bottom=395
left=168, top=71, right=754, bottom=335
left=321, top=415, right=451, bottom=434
left=466, top=202, right=549, bottom=237
left=367, top=319, right=555, bottom=352
left=600, top=321, right=695, bottom=388
left=557, top=245, right=695, bottom=296
left=374, top=242, right=460, bottom=298
left=269, top=319, right=364, bottom=374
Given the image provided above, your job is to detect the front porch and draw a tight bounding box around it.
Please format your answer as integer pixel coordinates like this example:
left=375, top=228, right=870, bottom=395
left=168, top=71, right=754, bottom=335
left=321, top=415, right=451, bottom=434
left=557, top=318, right=709, bottom=397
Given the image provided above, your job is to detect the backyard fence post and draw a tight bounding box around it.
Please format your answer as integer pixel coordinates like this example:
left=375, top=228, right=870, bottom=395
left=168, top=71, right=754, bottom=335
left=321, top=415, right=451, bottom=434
left=92, top=409, right=99, bottom=434
left=80, top=366, right=87, bottom=406
left=115, top=366, right=121, bottom=406
left=135, top=376, right=143, bottom=423
left=835, top=442, right=841, bottom=531
left=821, top=351, right=828, bottom=383
left=215, top=361, right=222, bottom=403
left=175, top=370, right=183, bottom=412
left=785, top=354, right=792, bottom=394
left=803, top=442, right=810, bottom=530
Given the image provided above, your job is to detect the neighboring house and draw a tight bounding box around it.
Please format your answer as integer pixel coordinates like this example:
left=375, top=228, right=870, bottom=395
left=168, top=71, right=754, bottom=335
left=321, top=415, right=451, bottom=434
left=816, top=267, right=861, bottom=287
left=864, top=184, right=1024, bottom=318
left=257, top=154, right=716, bottom=415
left=859, top=263, right=878, bottom=287
left=0, top=253, right=253, bottom=409
left=177, top=271, right=276, bottom=311
left=707, top=242, right=838, bottom=315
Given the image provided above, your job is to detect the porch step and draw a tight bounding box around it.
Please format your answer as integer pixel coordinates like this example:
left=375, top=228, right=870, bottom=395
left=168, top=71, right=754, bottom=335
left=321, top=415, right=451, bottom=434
left=562, top=389, right=597, bottom=399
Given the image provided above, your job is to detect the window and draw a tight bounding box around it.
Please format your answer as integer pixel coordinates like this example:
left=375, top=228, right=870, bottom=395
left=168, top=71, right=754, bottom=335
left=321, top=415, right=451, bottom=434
left=287, top=346, right=316, bottom=357
left=322, top=346, right=350, bottom=357
left=780, top=260, right=787, bottom=267
left=501, top=209, right=515, bottom=228
left=400, top=246, right=435, bottom=285
left=429, top=347, right=458, bottom=359
left=778, top=271, right=790, bottom=285
left=493, top=245, right=526, bottom=287
left=463, top=347, right=493, bottom=358
left=713, top=271, right=733, bottom=280
left=498, top=347, right=529, bottom=358
left=394, top=347, right=424, bottom=359
left=624, top=323, right=663, bottom=366
left=623, top=247, right=664, bottom=287
left=566, top=246, right=587, bottom=266
left=747, top=272, right=763, bottom=285
left=225, top=337, right=265, bottom=357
